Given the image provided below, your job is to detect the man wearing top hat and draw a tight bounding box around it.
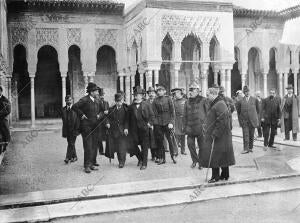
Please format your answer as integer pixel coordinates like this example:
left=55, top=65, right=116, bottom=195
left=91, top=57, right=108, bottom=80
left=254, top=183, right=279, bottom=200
left=280, top=84, right=299, bottom=141
left=73, top=82, right=101, bottom=173
left=236, top=85, right=260, bottom=154
left=96, top=88, right=109, bottom=156
left=105, top=93, right=130, bottom=168
left=152, top=84, right=177, bottom=165
left=146, top=86, right=158, bottom=161
left=128, top=86, right=154, bottom=170
left=184, top=82, right=209, bottom=169
left=171, top=87, right=187, bottom=155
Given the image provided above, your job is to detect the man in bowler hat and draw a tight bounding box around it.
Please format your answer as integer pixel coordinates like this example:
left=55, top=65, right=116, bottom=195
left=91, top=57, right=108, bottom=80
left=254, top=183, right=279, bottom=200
left=236, top=86, right=260, bottom=154
left=73, top=82, right=101, bottom=173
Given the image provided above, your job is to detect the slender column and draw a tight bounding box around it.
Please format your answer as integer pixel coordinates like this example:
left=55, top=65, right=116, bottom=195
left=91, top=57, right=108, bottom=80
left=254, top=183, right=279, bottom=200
left=284, top=71, right=288, bottom=94
left=130, top=75, right=135, bottom=102
left=174, top=68, right=179, bottom=88
left=6, top=76, right=12, bottom=124
left=220, top=69, right=226, bottom=89
left=145, top=70, right=153, bottom=89
left=125, top=75, right=131, bottom=104
left=241, top=73, right=246, bottom=88
left=83, top=72, right=89, bottom=90
left=88, top=71, right=95, bottom=83
left=293, top=69, right=298, bottom=95
left=139, top=72, right=144, bottom=88
left=30, top=76, right=35, bottom=128
left=278, top=72, right=283, bottom=97
left=154, top=69, right=159, bottom=85
left=263, top=72, right=268, bottom=98
left=225, top=69, right=232, bottom=97
left=214, top=71, right=218, bottom=85
left=62, top=75, right=67, bottom=107
left=119, top=75, right=124, bottom=92
left=201, top=63, right=209, bottom=96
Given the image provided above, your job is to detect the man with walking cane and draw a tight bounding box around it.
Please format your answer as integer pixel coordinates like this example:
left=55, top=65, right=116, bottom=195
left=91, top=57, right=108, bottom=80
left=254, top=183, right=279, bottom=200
left=200, top=87, right=235, bottom=183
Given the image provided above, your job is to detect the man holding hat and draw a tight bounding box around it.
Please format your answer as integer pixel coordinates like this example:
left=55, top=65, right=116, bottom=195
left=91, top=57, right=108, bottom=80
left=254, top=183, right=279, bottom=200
left=128, top=86, right=154, bottom=170
left=171, top=87, right=187, bottom=155
left=184, top=82, right=209, bottom=169
left=73, top=82, right=101, bottom=173
left=236, top=85, right=260, bottom=154
left=146, top=86, right=158, bottom=161
left=152, top=84, right=177, bottom=165
left=105, top=92, right=130, bottom=168
left=280, top=84, right=299, bottom=141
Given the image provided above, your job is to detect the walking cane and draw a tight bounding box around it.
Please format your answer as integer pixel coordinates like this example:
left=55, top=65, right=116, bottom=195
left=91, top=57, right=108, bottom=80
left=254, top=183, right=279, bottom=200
left=205, top=137, right=215, bottom=182
left=106, top=129, right=111, bottom=164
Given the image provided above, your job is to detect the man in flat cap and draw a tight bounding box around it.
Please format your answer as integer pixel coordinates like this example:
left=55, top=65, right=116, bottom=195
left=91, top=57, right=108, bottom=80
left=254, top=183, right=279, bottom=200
left=105, top=93, right=130, bottom=168
left=236, top=86, right=260, bottom=154
left=128, top=86, right=154, bottom=170
left=146, top=86, right=158, bottom=161
left=280, top=84, right=299, bottom=141
left=73, top=82, right=101, bottom=173
left=152, top=84, right=177, bottom=165
left=171, top=87, right=187, bottom=155
left=184, top=82, right=209, bottom=169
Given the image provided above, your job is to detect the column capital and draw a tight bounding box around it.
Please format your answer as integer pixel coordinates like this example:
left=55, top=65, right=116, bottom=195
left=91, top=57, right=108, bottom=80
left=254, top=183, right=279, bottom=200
left=141, top=61, right=161, bottom=71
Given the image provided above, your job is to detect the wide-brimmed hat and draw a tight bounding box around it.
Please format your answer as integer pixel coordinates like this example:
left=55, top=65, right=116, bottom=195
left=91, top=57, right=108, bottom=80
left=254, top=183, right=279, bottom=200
left=133, top=86, right=145, bottom=95
left=171, top=88, right=183, bottom=93
left=147, top=86, right=156, bottom=94
left=286, top=84, right=293, bottom=90
left=86, top=82, right=100, bottom=93
left=243, top=85, right=250, bottom=93
left=115, top=93, right=124, bottom=102
left=156, top=85, right=166, bottom=91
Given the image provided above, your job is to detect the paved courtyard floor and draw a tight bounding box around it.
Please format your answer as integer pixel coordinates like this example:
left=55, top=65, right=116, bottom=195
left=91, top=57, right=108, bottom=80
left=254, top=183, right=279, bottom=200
left=0, top=125, right=299, bottom=195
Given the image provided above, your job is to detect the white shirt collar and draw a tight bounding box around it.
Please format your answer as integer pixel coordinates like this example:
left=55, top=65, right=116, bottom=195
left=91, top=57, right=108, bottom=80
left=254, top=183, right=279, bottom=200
left=89, top=95, right=95, bottom=102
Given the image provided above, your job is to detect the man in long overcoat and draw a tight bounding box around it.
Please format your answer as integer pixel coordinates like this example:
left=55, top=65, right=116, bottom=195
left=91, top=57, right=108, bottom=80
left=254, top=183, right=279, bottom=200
left=261, top=89, right=281, bottom=150
left=105, top=93, right=130, bottom=168
left=218, top=86, right=235, bottom=129
left=146, top=87, right=158, bottom=161
left=236, top=86, right=259, bottom=154
left=200, top=87, right=235, bottom=183
left=171, top=88, right=187, bottom=155
left=280, top=84, right=299, bottom=141
left=0, top=86, right=11, bottom=153
left=73, top=82, right=101, bottom=173
left=61, top=95, right=80, bottom=164
left=128, top=86, right=154, bottom=170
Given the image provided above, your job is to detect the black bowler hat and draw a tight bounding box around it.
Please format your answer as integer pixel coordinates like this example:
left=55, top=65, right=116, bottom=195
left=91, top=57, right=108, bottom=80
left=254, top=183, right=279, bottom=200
left=115, top=93, right=124, bottom=102
left=286, top=84, right=293, bottom=90
left=86, top=82, right=100, bottom=93
left=133, top=86, right=145, bottom=95
left=243, top=85, right=250, bottom=93
left=156, top=84, right=166, bottom=91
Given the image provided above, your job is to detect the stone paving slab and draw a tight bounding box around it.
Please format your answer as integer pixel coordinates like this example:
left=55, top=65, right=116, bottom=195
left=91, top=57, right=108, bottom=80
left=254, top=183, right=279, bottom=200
left=1, top=176, right=300, bottom=223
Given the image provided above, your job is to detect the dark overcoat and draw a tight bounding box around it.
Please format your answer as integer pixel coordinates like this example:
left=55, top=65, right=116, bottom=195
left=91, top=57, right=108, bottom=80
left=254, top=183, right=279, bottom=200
left=61, top=106, right=80, bottom=138
left=173, top=97, right=186, bottom=135
left=257, top=98, right=263, bottom=126
left=236, top=96, right=259, bottom=128
left=146, top=99, right=157, bottom=148
left=200, top=97, right=235, bottom=168
left=105, top=104, right=130, bottom=159
left=261, top=96, right=281, bottom=125
left=0, top=95, right=11, bottom=142
left=97, top=99, right=109, bottom=140
left=280, top=94, right=300, bottom=133
left=152, top=95, right=175, bottom=126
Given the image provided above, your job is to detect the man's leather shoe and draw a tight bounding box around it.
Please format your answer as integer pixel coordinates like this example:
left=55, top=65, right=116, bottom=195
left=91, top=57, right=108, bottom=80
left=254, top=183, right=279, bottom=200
left=119, top=163, right=124, bottom=168
left=171, top=156, right=177, bottom=164
left=198, top=164, right=203, bottom=170
left=249, top=149, right=253, bottom=153
left=220, top=176, right=229, bottom=181
left=137, top=160, right=142, bottom=166
left=71, top=158, right=78, bottom=162
left=84, top=167, right=91, bottom=173
left=90, top=166, right=98, bottom=171
left=155, top=158, right=160, bottom=163
left=64, top=159, right=70, bottom=164
left=191, top=162, right=197, bottom=168
left=181, top=152, right=187, bottom=155
left=93, top=163, right=100, bottom=166
left=208, top=178, right=219, bottom=183
left=157, top=159, right=166, bottom=165
left=140, top=165, right=147, bottom=170
left=241, top=150, right=249, bottom=154
left=268, top=145, right=276, bottom=149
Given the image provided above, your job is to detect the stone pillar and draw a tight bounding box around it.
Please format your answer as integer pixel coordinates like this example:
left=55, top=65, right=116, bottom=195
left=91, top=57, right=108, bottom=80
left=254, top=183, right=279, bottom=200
left=241, top=72, right=246, bottom=88
left=119, top=75, right=124, bottom=92
left=225, top=69, right=232, bottom=97
left=293, top=69, right=298, bottom=95
left=214, top=71, right=218, bottom=85
left=88, top=71, right=95, bottom=83
left=278, top=72, right=283, bottom=97
left=154, top=69, right=159, bottom=86
left=220, top=69, right=226, bottom=89
left=284, top=71, right=288, bottom=94
left=145, top=70, right=153, bottom=89
left=30, top=76, right=35, bottom=128
left=125, top=75, right=130, bottom=104
left=201, top=63, right=209, bottom=96
left=6, top=76, right=12, bottom=124
left=62, top=75, right=67, bottom=107
left=83, top=72, right=89, bottom=90
left=263, top=72, right=268, bottom=98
